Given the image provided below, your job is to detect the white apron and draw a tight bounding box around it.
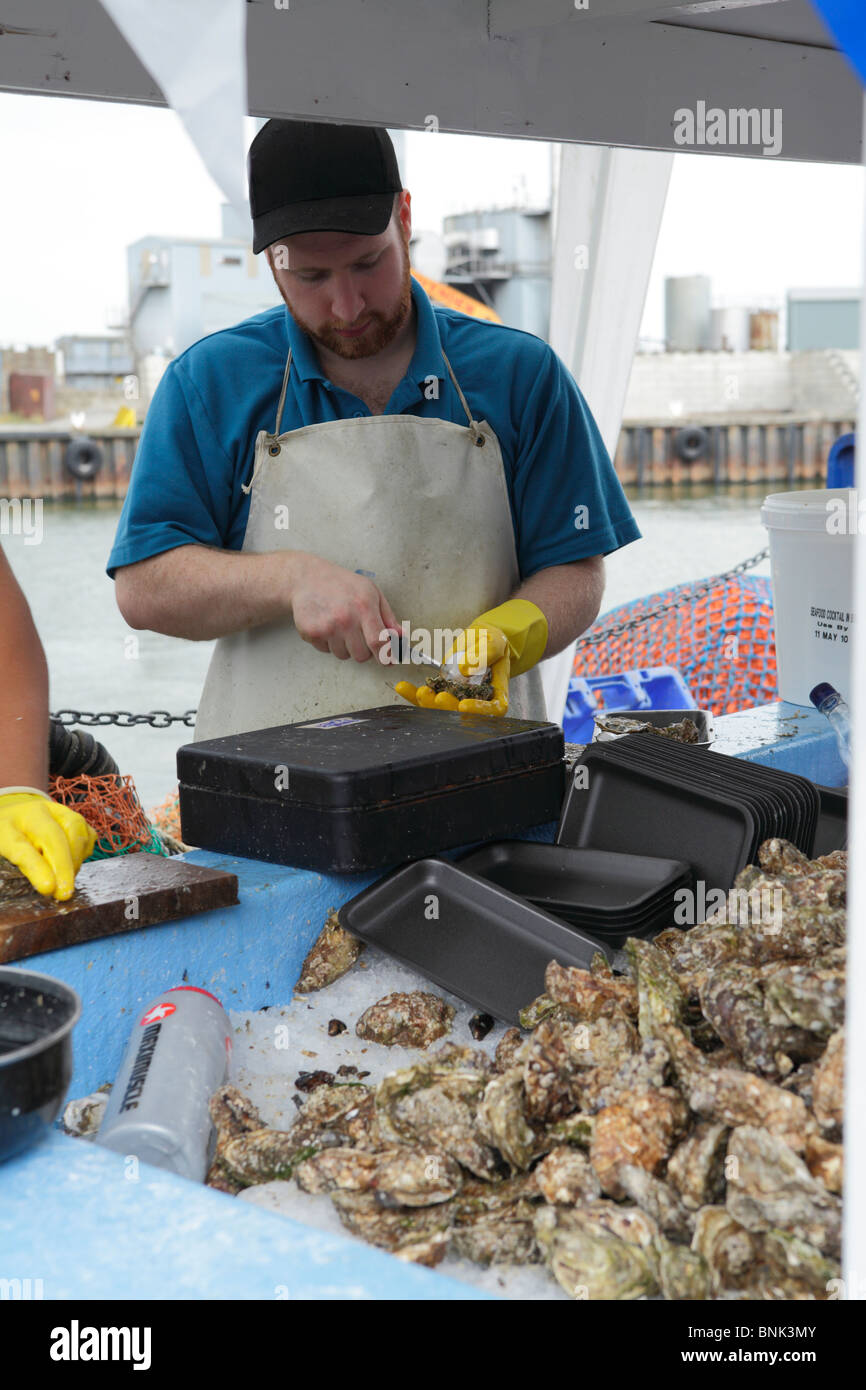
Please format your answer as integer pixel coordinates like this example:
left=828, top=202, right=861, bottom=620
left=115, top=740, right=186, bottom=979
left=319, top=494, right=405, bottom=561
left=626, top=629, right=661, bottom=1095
left=195, top=345, right=548, bottom=740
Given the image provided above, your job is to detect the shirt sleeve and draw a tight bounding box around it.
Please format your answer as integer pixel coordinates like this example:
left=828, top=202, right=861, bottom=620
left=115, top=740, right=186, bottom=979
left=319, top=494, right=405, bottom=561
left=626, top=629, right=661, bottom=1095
left=106, top=360, right=239, bottom=579
left=510, top=341, right=641, bottom=579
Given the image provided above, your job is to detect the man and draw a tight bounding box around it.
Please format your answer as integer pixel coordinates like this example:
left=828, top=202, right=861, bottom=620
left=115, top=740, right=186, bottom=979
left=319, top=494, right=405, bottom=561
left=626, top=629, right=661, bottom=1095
left=109, top=121, right=639, bottom=738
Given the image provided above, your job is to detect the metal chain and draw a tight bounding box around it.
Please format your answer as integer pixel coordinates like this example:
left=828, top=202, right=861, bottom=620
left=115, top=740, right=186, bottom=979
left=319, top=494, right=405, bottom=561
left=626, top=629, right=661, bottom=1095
left=50, top=709, right=198, bottom=729
left=50, top=548, right=770, bottom=721
left=574, top=546, right=770, bottom=648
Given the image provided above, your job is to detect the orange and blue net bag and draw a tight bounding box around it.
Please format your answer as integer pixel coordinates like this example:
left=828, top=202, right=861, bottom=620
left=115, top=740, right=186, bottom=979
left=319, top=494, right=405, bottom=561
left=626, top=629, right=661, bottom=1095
left=576, top=574, right=777, bottom=716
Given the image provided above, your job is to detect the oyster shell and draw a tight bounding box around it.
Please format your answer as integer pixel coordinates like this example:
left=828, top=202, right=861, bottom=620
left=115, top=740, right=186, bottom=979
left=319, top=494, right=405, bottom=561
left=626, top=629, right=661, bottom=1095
left=451, top=1216, right=539, bottom=1267
left=617, top=1164, right=694, bottom=1243
left=699, top=959, right=822, bottom=1078
left=781, top=1058, right=819, bottom=1109
left=475, top=1067, right=537, bottom=1171
left=691, top=1206, right=763, bottom=1295
left=667, top=1121, right=729, bottom=1210
left=61, top=1087, right=110, bottom=1139
left=207, top=1083, right=266, bottom=1191
left=762, top=952, right=846, bottom=1036
left=761, top=1228, right=840, bottom=1298
left=545, top=959, right=638, bottom=1021
left=355, top=991, right=454, bottom=1048
left=209, top=1083, right=263, bottom=1144
left=522, top=1013, right=585, bottom=1125
left=494, top=1025, right=526, bottom=1072
left=216, top=1081, right=372, bottom=1187
left=725, top=1125, right=841, bottom=1257
left=687, top=1067, right=812, bottom=1154
left=295, top=909, right=364, bottom=992
left=811, top=1027, right=844, bottom=1132
left=590, top=1086, right=689, bottom=1198
left=757, top=838, right=810, bottom=876
left=657, top=1240, right=711, bottom=1300
left=517, top=993, right=559, bottom=1031
left=534, top=1146, right=601, bottom=1205
left=220, top=1126, right=315, bottom=1186
left=0, top=860, right=35, bottom=901
left=534, top=1206, right=659, bottom=1300
left=626, top=937, right=691, bottom=1041
left=588, top=1038, right=670, bottom=1112
left=451, top=1174, right=543, bottom=1266
left=340, top=1090, right=389, bottom=1150
left=543, top=1112, right=596, bottom=1150
left=295, top=1144, right=462, bottom=1205
left=331, top=1190, right=452, bottom=1266
left=375, top=1046, right=499, bottom=1179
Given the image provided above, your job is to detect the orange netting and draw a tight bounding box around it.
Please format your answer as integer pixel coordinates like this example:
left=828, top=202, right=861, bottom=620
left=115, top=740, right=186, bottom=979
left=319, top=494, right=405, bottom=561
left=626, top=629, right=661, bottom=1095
left=576, top=574, right=778, bottom=716
left=50, top=772, right=159, bottom=858
left=150, top=785, right=183, bottom=842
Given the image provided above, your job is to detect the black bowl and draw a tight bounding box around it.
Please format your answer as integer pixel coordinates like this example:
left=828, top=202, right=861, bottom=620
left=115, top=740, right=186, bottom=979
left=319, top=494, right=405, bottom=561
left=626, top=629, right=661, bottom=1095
left=0, top=967, right=81, bottom=1163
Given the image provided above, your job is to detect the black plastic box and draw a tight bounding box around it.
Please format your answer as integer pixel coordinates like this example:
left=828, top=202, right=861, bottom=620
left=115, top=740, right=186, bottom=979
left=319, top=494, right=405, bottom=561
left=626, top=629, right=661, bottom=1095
left=177, top=705, right=565, bottom=874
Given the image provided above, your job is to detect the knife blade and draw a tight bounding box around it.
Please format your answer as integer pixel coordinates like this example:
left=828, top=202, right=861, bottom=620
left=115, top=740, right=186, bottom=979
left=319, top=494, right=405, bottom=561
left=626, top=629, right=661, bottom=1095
left=388, top=633, right=489, bottom=686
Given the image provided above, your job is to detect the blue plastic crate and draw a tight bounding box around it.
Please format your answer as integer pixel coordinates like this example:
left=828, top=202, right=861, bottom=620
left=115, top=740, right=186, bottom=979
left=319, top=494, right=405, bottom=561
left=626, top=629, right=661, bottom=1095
left=563, top=665, right=696, bottom=743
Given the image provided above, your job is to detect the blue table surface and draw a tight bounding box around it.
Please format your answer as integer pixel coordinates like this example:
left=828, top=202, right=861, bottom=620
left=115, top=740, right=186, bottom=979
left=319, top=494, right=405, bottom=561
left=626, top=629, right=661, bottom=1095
left=0, top=699, right=845, bottom=1300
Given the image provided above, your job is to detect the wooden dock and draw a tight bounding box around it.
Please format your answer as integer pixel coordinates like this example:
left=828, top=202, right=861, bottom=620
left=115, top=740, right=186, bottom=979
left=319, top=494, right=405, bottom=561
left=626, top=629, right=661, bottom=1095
left=0, top=414, right=855, bottom=500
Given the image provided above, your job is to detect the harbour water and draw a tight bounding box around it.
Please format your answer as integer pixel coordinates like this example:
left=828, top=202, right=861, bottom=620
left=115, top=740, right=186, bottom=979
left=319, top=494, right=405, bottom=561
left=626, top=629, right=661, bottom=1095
left=3, top=485, right=774, bottom=813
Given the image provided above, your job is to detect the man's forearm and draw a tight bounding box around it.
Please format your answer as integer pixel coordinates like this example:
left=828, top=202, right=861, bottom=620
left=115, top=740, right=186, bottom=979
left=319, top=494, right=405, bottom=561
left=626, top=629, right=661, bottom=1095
left=115, top=545, right=299, bottom=640
left=512, top=556, right=605, bottom=658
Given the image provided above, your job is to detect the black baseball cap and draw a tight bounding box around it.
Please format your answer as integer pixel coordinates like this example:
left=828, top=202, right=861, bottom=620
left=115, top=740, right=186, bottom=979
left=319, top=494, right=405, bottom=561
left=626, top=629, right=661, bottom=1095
left=248, top=119, right=403, bottom=255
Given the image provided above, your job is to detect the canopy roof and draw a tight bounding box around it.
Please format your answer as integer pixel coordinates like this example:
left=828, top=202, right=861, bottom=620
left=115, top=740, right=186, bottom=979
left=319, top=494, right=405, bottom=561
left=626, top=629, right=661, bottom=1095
left=0, top=0, right=860, bottom=163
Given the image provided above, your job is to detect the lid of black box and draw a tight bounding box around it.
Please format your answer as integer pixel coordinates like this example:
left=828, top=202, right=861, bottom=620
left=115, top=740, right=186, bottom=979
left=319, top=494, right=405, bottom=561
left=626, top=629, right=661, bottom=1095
left=177, top=705, right=564, bottom=809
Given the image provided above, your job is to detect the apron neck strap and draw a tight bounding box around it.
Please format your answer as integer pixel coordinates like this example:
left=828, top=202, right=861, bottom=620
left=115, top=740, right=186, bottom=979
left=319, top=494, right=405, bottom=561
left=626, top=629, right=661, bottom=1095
left=258, top=342, right=484, bottom=462
left=441, top=349, right=484, bottom=444
left=273, top=346, right=294, bottom=438
left=275, top=344, right=483, bottom=440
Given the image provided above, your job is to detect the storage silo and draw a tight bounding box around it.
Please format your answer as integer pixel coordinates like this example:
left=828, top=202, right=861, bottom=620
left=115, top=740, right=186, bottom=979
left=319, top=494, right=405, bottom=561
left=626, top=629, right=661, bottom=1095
left=665, top=275, right=712, bottom=350
left=709, top=306, right=751, bottom=352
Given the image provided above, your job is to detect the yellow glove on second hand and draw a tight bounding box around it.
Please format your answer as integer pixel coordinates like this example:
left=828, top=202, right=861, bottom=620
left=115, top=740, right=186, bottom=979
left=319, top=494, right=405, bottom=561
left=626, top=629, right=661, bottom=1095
left=394, top=602, right=547, bottom=718
left=0, top=789, right=96, bottom=901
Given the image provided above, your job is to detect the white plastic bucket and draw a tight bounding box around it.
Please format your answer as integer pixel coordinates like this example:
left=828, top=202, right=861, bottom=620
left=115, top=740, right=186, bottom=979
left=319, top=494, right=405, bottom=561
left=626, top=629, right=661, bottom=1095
left=761, top=488, right=856, bottom=707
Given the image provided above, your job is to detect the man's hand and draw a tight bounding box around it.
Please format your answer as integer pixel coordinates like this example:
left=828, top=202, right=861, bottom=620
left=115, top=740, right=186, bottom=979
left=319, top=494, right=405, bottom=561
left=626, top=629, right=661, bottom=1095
left=291, top=555, right=399, bottom=663
left=0, top=791, right=96, bottom=901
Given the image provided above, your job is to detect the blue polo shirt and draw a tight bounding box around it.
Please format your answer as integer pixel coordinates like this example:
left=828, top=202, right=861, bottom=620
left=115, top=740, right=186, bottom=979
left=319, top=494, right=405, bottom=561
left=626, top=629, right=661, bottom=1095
left=107, top=278, right=639, bottom=579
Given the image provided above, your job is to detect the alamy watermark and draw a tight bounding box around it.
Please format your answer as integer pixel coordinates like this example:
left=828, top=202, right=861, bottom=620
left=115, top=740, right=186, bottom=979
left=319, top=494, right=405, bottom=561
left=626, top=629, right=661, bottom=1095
left=674, top=881, right=784, bottom=932
left=0, top=496, right=43, bottom=545
left=673, top=101, right=782, bottom=157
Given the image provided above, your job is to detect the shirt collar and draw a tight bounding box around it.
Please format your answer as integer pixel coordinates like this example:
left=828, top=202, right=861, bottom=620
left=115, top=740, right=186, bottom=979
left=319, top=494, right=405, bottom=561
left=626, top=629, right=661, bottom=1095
left=283, top=276, right=447, bottom=385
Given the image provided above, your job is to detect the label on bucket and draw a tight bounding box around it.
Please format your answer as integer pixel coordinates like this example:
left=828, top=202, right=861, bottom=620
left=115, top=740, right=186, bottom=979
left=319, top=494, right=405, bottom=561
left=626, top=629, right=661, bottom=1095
left=811, top=605, right=853, bottom=646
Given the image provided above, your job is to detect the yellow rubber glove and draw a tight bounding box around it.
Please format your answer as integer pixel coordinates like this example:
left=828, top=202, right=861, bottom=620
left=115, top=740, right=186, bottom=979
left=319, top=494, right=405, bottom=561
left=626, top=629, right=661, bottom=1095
left=464, top=599, right=548, bottom=678
left=0, top=789, right=96, bottom=901
left=394, top=652, right=510, bottom=717
left=395, top=600, right=547, bottom=718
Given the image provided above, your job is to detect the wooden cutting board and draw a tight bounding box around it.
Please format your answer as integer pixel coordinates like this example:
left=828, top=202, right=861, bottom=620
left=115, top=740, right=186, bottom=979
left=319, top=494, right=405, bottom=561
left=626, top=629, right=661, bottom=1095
left=0, top=854, right=239, bottom=965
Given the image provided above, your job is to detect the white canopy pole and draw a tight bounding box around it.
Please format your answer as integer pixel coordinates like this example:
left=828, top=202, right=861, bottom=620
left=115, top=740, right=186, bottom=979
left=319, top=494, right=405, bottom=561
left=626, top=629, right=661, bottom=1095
left=842, top=90, right=866, bottom=1302
left=541, top=143, right=673, bottom=724
left=99, top=0, right=250, bottom=236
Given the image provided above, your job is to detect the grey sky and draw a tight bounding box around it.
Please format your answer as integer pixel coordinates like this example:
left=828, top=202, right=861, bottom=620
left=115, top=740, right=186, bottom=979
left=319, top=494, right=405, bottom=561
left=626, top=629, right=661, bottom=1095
left=0, top=91, right=862, bottom=350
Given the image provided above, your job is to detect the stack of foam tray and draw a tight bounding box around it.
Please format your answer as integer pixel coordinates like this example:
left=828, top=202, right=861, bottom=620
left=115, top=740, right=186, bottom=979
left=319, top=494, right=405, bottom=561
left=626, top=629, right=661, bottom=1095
left=557, top=731, right=820, bottom=893
left=338, top=858, right=627, bottom=1025
left=457, top=841, right=692, bottom=950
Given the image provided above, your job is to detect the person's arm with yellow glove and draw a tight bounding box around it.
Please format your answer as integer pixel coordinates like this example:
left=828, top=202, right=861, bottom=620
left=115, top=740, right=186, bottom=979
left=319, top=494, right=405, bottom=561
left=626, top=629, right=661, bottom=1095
left=395, top=557, right=605, bottom=717
left=0, top=546, right=95, bottom=899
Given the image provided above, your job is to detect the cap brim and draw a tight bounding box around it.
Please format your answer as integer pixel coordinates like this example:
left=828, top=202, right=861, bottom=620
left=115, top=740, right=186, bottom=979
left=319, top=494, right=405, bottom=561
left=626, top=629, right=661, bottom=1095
left=253, top=192, right=395, bottom=255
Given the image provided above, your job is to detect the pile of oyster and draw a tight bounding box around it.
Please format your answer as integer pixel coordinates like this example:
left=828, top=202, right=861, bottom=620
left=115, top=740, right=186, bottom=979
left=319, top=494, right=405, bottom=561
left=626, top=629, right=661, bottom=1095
left=208, top=838, right=845, bottom=1300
